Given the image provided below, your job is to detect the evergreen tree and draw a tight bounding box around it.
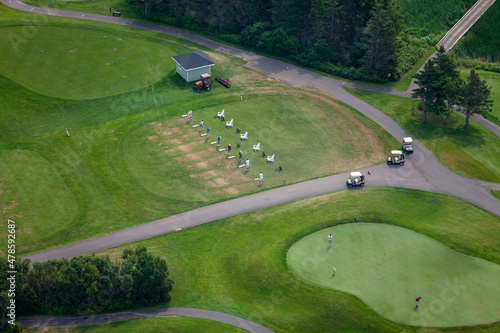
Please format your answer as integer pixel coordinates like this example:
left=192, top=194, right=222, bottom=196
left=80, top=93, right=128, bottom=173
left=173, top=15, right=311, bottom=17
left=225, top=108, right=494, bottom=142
left=361, top=0, right=403, bottom=76
left=459, top=70, right=493, bottom=130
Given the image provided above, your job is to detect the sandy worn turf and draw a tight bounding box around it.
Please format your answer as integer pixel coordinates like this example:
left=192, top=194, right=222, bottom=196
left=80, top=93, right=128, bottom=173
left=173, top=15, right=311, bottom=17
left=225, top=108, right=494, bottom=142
left=287, top=223, right=500, bottom=327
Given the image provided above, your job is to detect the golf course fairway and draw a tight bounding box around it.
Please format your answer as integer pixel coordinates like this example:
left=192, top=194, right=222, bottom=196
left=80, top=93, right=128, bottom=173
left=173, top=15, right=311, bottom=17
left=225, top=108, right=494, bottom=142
left=287, top=223, right=500, bottom=327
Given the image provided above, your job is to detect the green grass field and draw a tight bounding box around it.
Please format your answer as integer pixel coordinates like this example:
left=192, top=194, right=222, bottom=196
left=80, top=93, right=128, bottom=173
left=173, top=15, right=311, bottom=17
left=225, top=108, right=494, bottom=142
left=344, top=87, right=500, bottom=182
left=288, top=223, right=500, bottom=327
left=92, top=188, right=500, bottom=333
left=2, top=4, right=500, bottom=333
left=22, top=316, right=249, bottom=333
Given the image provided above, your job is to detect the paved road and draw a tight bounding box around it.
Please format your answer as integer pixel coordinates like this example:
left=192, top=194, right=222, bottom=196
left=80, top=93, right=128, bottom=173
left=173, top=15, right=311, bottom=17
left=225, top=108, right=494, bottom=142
left=18, top=307, right=274, bottom=333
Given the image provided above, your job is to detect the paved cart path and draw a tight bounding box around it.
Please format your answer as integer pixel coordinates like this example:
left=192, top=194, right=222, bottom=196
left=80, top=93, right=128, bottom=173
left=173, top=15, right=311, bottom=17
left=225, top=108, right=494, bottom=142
left=18, top=307, right=274, bottom=333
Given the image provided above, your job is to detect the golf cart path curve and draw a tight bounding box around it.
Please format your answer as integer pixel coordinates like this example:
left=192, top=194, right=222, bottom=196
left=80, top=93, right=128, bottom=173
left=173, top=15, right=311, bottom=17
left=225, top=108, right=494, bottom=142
left=3, top=0, right=498, bottom=262
left=18, top=307, right=274, bottom=333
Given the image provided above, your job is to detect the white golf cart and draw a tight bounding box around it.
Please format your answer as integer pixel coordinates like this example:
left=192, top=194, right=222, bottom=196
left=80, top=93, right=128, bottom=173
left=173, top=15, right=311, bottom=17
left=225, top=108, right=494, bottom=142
left=402, top=137, right=413, bottom=153
left=387, top=150, right=405, bottom=165
left=346, top=171, right=365, bottom=188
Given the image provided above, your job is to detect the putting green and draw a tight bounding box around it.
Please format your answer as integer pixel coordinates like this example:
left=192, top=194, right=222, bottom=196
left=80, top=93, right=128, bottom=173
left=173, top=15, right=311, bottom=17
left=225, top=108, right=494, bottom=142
left=287, top=223, right=500, bottom=327
left=0, top=26, right=176, bottom=100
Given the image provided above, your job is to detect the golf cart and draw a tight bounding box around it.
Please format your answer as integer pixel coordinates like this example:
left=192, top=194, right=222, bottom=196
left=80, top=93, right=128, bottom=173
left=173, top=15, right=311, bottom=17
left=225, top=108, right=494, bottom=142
left=387, top=150, right=405, bottom=165
left=346, top=171, right=365, bottom=188
left=402, top=137, right=413, bottom=153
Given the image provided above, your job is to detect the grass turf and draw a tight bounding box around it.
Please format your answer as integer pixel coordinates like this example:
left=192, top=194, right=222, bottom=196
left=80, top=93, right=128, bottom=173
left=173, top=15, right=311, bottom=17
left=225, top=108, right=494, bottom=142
left=21, top=316, right=250, bottom=333
left=344, top=87, right=500, bottom=183
left=287, top=223, right=500, bottom=327
left=0, top=26, right=179, bottom=100
left=459, top=69, right=500, bottom=126
left=95, top=187, right=500, bottom=333
left=0, top=9, right=395, bottom=256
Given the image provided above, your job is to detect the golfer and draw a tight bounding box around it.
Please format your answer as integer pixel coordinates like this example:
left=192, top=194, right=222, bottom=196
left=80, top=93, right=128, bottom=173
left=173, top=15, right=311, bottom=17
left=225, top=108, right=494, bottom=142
left=245, top=159, right=250, bottom=171
left=332, top=267, right=336, bottom=276
left=258, top=172, right=263, bottom=185
left=328, top=234, right=333, bottom=247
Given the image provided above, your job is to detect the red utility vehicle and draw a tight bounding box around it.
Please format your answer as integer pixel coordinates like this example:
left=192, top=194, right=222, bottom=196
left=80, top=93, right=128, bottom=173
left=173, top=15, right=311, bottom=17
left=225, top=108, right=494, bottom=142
left=193, top=73, right=212, bottom=92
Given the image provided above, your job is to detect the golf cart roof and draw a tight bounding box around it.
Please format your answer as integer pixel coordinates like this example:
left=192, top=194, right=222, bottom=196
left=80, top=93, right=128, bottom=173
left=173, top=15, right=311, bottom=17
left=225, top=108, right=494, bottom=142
left=391, top=150, right=403, bottom=155
left=350, top=171, right=363, bottom=177
left=403, top=137, right=413, bottom=143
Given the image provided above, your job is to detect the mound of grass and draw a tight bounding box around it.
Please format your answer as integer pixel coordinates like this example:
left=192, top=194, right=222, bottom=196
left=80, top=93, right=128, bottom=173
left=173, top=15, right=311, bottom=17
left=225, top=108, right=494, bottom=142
left=288, top=223, right=500, bottom=327
left=97, top=188, right=500, bottom=332
left=0, top=26, right=179, bottom=100
left=22, top=316, right=250, bottom=333
left=345, top=87, right=500, bottom=182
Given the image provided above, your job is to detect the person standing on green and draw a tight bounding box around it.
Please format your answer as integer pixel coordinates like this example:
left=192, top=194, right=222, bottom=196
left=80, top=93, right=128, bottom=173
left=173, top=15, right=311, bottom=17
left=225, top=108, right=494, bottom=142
left=258, top=172, right=263, bottom=185
left=328, top=234, right=333, bottom=247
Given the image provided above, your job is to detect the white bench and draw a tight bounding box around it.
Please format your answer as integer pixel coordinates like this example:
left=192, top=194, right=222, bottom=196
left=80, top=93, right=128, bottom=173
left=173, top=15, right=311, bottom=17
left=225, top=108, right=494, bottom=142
left=226, top=119, right=233, bottom=127
left=253, top=143, right=260, bottom=151
left=217, top=109, right=225, bottom=118
left=240, top=131, right=248, bottom=140
left=267, top=154, right=275, bottom=163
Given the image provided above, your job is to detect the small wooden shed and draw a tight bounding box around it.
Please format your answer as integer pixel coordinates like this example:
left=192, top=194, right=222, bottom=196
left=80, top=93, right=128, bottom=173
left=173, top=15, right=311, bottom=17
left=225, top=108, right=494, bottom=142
left=172, top=51, right=215, bottom=82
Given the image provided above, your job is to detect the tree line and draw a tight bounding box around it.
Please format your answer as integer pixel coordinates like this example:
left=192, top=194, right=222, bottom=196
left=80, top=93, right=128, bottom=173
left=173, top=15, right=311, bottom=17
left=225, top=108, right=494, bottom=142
left=1, top=247, right=173, bottom=332
left=128, top=0, right=426, bottom=82
left=413, top=46, right=493, bottom=129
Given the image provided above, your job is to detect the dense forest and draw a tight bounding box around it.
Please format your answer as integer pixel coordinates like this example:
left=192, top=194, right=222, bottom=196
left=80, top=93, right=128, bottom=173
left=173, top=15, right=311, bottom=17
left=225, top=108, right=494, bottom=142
left=128, top=0, right=429, bottom=82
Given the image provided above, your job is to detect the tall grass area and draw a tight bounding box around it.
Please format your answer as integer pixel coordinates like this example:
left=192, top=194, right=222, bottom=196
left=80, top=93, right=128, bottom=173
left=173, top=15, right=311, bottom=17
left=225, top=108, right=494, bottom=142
left=95, top=188, right=500, bottom=333
left=345, top=87, right=500, bottom=183
left=453, top=0, right=500, bottom=63
left=0, top=7, right=396, bottom=256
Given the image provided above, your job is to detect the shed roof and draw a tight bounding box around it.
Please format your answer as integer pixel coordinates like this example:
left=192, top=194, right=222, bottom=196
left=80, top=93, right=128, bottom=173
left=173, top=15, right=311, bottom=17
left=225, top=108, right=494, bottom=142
left=172, top=51, right=215, bottom=71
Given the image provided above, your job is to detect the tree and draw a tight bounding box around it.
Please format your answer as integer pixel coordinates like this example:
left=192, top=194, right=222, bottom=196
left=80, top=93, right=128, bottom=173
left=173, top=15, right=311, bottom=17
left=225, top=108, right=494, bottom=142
left=412, top=59, right=445, bottom=123
left=412, top=46, right=459, bottom=123
left=459, top=70, right=493, bottom=130
left=361, top=0, right=403, bottom=76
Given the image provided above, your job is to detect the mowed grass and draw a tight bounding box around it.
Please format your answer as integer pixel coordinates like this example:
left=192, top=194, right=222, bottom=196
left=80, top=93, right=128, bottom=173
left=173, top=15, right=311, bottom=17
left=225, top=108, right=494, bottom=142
left=288, top=223, right=500, bottom=327
left=0, top=10, right=395, bottom=256
left=0, top=26, right=178, bottom=100
left=95, top=188, right=500, bottom=333
left=21, top=316, right=249, bottom=333
left=345, top=87, right=500, bottom=182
